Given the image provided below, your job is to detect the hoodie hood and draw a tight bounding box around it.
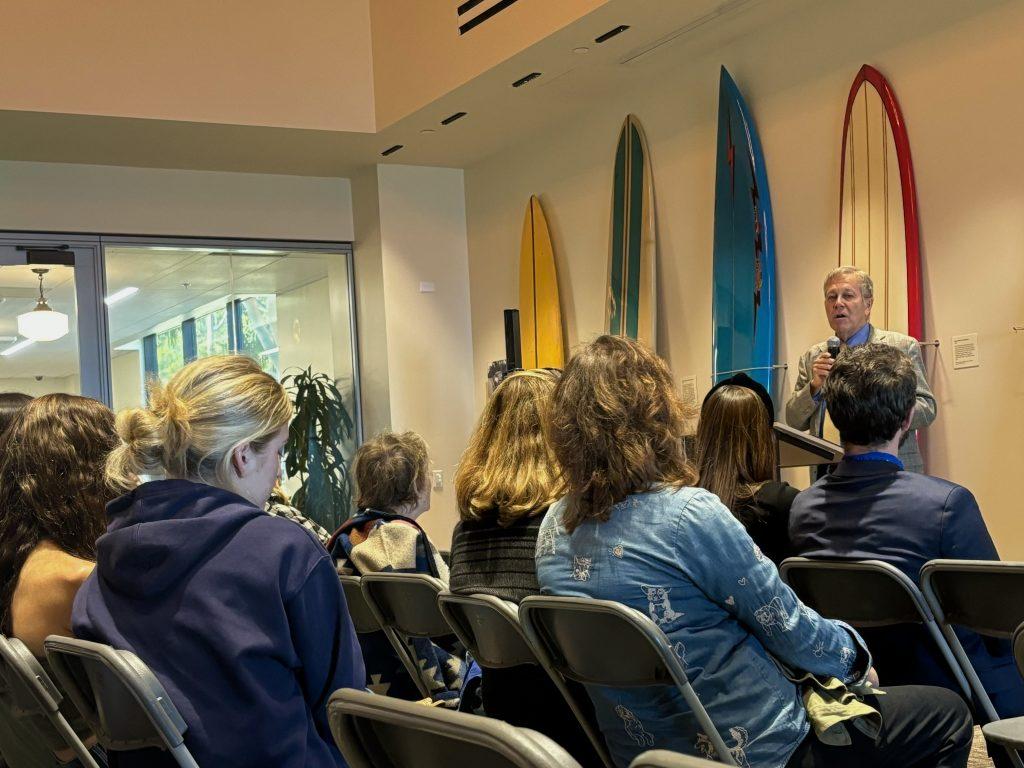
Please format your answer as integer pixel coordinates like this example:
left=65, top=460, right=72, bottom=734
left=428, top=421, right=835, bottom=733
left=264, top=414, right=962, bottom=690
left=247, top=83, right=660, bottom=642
left=97, top=479, right=264, bottom=598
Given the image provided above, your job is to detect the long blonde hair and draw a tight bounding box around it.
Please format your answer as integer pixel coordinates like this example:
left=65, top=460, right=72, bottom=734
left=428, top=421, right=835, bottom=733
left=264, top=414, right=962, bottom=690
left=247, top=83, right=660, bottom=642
left=548, top=336, right=696, bottom=533
left=455, top=369, right=563, bottom=526
left=106, top=355, right=293, bottom=491
left=695, top=385, right=776, bottom=517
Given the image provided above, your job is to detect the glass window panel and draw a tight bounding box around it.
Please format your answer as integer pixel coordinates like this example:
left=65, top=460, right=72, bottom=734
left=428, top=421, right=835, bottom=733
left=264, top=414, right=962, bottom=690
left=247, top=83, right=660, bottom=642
left=195, top=307, right=230, bottom=358
left=238, top=295, right=279, bottom=378
left=103, top=243, right=360, bottom=527
left=0, top=262, right=81, bottom=397
left=155, top=325, right=184, bottom=383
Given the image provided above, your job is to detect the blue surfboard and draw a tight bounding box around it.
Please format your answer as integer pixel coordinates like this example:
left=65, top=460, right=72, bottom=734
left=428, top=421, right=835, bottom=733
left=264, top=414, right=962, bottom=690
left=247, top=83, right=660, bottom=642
left=712, top=67, right=777, bottom=396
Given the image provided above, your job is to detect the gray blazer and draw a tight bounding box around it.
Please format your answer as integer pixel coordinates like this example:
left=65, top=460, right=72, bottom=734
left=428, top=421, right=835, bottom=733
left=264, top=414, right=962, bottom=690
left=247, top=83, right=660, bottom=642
left=784, top=326, right=937, bottom=473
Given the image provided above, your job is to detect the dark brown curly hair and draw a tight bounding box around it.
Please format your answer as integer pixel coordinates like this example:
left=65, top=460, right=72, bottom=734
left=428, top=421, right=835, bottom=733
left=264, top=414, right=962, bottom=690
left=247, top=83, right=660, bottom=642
left=548, top=335, right=697, bottom=533
left=0, top=394, right=119, bottom=635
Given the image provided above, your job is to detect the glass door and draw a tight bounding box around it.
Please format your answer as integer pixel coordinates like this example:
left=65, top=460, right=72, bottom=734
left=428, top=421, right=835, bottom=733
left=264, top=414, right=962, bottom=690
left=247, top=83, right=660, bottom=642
left=0, top=236, right=109, bottom=401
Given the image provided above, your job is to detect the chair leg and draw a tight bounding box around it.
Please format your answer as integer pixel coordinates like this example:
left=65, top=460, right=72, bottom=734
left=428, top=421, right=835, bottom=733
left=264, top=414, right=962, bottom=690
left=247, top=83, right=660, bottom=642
left=382, top=627, right=434, bottom=700
left=52, top=715, right=102, bottom=768
left=168, top=743, right=200, bottom=768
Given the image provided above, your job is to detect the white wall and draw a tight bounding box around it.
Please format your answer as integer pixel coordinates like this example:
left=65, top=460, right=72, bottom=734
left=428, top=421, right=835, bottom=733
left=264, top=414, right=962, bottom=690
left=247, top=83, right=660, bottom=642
left=370, top=164, right=476, bottom=544
left=0, top=375, right=78, bottom=398
left=464, top=0, right=1024, bottom=556
left=0, top=161, right=354, bottom=241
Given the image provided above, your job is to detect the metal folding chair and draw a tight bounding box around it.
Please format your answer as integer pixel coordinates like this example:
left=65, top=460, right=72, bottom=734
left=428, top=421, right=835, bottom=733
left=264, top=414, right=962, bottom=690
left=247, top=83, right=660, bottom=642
left=629, top=750, right=720, bottom=767
left=921, top=559, right=1024, bottom=767
left=340, top=575, right=383, bottom=634
left=0, top=634, right=100, bottom=768
left=43, top=635, right=199, bottom=768
left=779, top=557, right=972, bottom=699
left=518, top=595, right=736, bottom=767
left=436, top=592, right=537, bottom=669
left=359, top=572, right=455, bottom=700
left=328, top=687, right=580, bottom=768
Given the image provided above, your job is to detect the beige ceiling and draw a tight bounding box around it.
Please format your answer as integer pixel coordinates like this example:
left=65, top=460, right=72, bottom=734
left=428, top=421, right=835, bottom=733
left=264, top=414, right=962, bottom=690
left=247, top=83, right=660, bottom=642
left=0, top=0, right=805, bottom=177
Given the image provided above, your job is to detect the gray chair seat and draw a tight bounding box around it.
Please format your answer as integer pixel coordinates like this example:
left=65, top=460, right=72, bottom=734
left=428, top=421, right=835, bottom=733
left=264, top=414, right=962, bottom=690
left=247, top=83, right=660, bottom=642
left=327, top=687, right=581, bottom=768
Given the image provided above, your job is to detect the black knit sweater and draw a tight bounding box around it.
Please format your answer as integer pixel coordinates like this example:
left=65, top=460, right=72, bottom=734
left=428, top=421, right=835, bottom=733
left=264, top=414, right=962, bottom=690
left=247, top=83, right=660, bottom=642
left=448, top=512, right=544, bottom=603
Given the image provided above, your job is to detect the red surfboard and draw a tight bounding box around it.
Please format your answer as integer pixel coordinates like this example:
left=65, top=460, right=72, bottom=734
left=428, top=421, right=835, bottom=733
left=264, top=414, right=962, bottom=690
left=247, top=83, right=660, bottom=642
left=838, top=65, right=922, bottom=340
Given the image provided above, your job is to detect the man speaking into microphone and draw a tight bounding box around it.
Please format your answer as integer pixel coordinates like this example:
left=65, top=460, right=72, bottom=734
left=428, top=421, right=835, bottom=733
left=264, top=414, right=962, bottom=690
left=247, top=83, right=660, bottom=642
left=785, top=266, right=936, bottom=474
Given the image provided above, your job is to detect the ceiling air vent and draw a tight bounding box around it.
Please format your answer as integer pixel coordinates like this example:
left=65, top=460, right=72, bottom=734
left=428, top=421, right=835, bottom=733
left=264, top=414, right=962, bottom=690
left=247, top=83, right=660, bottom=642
left=457, top=0, right=520, bottom=35
left=512, top=72, right=542, bottom=88
left=441, top=111, right=467, bottom=125
left=595, top=25, right=630, bottom=43
left=380, top=145, right=404, bottom=157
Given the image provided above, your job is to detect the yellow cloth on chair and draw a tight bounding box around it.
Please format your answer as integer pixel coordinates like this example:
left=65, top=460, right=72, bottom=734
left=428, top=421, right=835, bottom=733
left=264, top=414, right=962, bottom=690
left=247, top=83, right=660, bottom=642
left=802, top=676, right=885, bottom=746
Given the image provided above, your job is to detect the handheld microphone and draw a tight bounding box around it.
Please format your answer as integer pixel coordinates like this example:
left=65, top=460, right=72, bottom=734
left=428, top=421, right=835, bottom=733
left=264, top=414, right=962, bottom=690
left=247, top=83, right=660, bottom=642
left=826, top=336, right=841, bottom=359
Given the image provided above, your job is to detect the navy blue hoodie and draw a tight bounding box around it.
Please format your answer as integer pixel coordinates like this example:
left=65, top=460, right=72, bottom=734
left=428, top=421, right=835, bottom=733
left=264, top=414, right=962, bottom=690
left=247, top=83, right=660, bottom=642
left=72, top=480, right=365, bottom=767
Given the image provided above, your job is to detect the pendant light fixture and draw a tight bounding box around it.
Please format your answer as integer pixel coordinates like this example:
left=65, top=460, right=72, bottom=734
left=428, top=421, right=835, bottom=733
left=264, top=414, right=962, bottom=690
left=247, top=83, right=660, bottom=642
left=17, top=268, right=69, bottom=342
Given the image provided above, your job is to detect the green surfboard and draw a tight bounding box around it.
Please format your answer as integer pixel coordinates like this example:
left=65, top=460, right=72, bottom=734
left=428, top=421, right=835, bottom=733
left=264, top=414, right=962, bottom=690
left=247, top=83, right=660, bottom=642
left=607, top=114, right=656, bottom=346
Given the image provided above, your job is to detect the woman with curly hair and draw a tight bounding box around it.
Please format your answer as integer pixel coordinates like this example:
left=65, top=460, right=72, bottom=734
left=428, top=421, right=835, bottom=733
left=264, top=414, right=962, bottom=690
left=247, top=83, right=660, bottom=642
left=536, top=335, right=971, bottom=768
left=0, top=394, right=118, bottom=656
left=0, top=394, right=116, bottom=768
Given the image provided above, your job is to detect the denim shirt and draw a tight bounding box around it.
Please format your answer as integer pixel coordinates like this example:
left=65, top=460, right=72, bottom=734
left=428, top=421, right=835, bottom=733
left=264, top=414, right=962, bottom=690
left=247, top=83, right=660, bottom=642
left=536, top=486, right=871, bottom=768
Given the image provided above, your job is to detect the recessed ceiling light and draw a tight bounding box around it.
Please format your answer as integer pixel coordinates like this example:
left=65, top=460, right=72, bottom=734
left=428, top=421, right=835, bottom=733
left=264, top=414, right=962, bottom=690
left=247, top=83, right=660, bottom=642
left=420, top=129, right=436, bottom=135
left=595, top=25, right=630, bottom=43
left=573, top=46, right=590, bottom=54
left=105, top=286, right=139, bottom=306
left=1, top=338, right=35, bottom=357
left=512, top=72, right=543, bottom=88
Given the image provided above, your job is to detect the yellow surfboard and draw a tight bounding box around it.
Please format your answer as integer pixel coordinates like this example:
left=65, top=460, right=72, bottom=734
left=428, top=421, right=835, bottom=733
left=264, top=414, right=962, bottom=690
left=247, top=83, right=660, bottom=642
left=519, top=195, right=564, bottom=369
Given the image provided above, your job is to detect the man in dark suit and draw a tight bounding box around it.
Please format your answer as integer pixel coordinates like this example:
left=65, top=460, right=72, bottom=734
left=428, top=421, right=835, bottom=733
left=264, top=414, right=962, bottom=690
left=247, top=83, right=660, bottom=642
left=789, top=343, right=1024, bottom=724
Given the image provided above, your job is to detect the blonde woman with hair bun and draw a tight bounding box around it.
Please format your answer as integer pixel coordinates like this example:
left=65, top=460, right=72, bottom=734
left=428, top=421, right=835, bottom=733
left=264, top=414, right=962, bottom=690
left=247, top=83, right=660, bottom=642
left=73, top=355, right=364, bottom=768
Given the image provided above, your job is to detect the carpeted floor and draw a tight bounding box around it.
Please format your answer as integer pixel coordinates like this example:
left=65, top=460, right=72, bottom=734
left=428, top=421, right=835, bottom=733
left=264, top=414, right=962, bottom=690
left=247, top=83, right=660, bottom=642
left=970, top=726, right=995, bottom=768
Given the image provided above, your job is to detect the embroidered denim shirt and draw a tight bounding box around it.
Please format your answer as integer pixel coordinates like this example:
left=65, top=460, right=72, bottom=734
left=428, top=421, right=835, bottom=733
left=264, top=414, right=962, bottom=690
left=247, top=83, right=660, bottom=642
left=536, top=486, right=871, bottom=768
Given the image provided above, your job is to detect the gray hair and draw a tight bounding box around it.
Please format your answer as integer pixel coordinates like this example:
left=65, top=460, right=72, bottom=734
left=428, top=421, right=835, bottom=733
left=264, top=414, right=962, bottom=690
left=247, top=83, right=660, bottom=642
left=823, top=266, right=873, bottom=300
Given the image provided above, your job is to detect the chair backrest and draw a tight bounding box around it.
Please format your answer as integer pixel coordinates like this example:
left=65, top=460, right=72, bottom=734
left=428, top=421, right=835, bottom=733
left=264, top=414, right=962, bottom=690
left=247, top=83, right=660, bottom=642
left=518, top=595, right=736, bottom=766
left=43, top=636, right=198, bottom=768
left=779, top=557, right=974, bottom=703
left=340, top=575, right=383, bottom=634
left=360, top=573, right=453, bottom=639
left=436, top=592, right=537, bottom=669
left=0, top=634, right=100, bottom=767
left=630, top=750, right=720, bottom=768
left=1014, top=623, right=1024, bottom=680
left=779, top=557, right=932, bottom=627
left=328, top=687, right=581, bottom=768
left=921, top=560, right=1024, bottom=638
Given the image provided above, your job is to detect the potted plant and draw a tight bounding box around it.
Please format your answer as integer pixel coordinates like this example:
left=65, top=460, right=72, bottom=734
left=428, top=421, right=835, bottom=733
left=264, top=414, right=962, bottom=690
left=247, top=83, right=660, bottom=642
left=282, top=366, right=356, bottom=532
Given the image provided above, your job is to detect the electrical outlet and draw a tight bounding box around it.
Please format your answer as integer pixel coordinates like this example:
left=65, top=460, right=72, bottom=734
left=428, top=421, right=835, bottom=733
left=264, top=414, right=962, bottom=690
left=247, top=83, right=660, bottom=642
left=432, top=470, right=444, bottom=491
